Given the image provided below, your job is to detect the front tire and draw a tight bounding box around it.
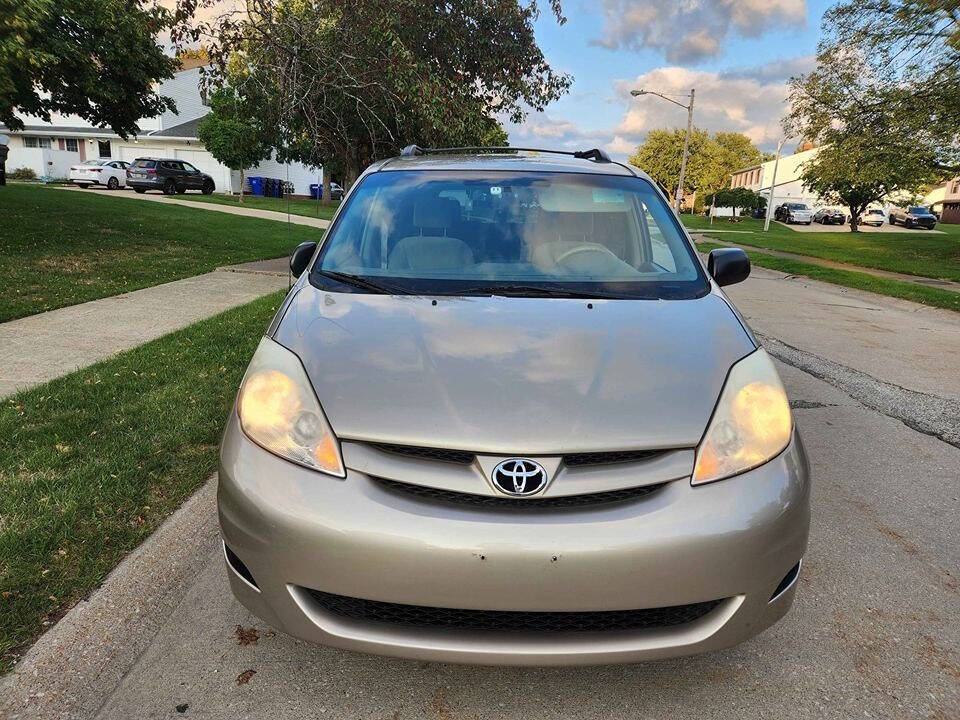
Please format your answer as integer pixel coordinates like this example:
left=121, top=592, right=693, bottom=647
left=134, top=187, right=146, bottom=194
left=202, top=180, right=214, bottom=195
left=163, top=179, right=177, bottom=195
left=107, top=176, right=119, bottom=190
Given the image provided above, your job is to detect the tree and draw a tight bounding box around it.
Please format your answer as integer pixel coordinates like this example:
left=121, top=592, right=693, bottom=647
left=196, top=86, right=274, bottom=203
left=0, top=0, right=178, bottom=137
left=629, top=129, right=764, bottom=206
left=173, top=0, right=569, bottom=187
left=786, top=44, right=942, bottom=230
left=705, top=187, right=764, bottom=219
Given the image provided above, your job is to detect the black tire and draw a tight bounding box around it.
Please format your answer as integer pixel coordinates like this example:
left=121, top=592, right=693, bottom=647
left=75, top=183, right=87, bottom=189
left=202, top=180, right=214, bottom=195
left=107, top=176, right=119, bottom=190
left=176, top=186, right=186, bottom=195
left=163, top=179, right=177, bottom=195
left=134, top=187, right=146, bottom=194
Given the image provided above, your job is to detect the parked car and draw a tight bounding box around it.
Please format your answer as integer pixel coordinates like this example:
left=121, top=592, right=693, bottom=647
left=219, top=146, right=810, bottom=665
left=775, top=202, right=813, bottom=224
left=126, top=157, right=215, bottom=195
left=813, top=207, right=846, bottom=225
left=69, top=159, right=130, bottom=190
left=861, top=208, right=886, bottom=227
left=889, top=205, right=937, bottom=229
left=326, top=181, right=345, bottom=201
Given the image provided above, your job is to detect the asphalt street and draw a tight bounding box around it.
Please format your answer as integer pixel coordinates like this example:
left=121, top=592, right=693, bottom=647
left=3, top=267, right=959, bottom=719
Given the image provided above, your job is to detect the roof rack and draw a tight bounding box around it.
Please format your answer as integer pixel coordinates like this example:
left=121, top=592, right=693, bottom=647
left=400, top=145, right=613, bottom=163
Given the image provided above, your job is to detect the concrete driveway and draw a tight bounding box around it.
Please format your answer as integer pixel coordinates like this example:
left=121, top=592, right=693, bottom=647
left=779, top=220, right=943, bottom=233
left=3, top=268, right=959, bottom=720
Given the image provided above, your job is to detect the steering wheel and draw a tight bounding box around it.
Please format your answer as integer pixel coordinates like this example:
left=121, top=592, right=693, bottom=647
left=554, top=244, right=621, bottom=267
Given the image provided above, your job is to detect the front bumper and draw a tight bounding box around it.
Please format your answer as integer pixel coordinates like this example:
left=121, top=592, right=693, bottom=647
left=218, top=416, right=811, bottom=665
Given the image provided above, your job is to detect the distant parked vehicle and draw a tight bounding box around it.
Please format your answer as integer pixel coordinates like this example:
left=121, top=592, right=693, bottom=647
left=889, top=205, right=937, bottom=229
left=126, top=157, right=215, bottom=195
left=775, top=202, right=813, bottom=225
left=813, top=207, right=846, bottom=225
left=860, top=208, right=886, bottom=227
left=70, top=159, right=130, bottom=190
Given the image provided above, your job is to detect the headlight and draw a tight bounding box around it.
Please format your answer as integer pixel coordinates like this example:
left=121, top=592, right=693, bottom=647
left=237, top=337, right=345, bottom=477
left=692, top=349, right=792, bottom=485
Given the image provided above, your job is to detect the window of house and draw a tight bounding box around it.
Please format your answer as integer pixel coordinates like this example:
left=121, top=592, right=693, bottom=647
left=65, top=138, right=79, bottom=152
left=23, top=136, right=51, bottom=149
left=98, top=140, right=112, bottom=158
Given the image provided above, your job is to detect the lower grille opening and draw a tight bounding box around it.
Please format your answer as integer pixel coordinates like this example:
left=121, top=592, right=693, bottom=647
left=769, top=561, right=801, bottom=601
left=374, top=477, right=665, bottom=509
left=224, top=543, right=260, bottom=590
left=306, top=589, right=725, bottom=633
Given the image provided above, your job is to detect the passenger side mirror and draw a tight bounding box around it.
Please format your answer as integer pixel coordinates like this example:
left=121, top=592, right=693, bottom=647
left=290, top=241, right=318, bottom=278
left=707, top=248, right=750, bottom=287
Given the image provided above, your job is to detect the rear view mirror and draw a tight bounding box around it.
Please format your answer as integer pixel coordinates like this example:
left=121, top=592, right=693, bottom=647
left=290, top=241, right=318, bottom=278
left=707, top=248, right=750, bottom=287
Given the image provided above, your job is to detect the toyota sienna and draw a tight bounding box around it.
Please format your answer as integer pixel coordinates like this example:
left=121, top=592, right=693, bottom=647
left=218, top=146, right=811, bottom=665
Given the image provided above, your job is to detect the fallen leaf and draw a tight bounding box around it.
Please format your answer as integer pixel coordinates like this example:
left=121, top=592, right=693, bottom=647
left=234, top=625, right=259, bottom=645
left=176, top=703, right=189, bottom=713
left=236, top=669, right=256, bottom=685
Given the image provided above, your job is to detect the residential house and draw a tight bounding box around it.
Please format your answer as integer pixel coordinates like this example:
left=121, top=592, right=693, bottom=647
left=923, top=179, right=960, bottom=223
left=729, top=145, right=822, bottom=210
left=1, top=63, right=323, bottom=194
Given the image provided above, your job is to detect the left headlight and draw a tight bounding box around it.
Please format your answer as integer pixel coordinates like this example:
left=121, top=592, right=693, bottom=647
left=692, top=349, right=793, bottom=485
left=237, top=337, right=345, bottom=477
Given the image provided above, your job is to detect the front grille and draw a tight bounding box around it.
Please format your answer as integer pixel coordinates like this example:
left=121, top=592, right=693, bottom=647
left=374, top=477, right=664, bottom=509
left=370, top=442, right=670, bottom=468
left=306, top=589, right=724, bottom=633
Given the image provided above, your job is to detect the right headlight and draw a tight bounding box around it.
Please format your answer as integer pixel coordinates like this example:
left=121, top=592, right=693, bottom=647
left=692, top=349, right=793, bottom=485
left=237, top=337, right=345, bottom=477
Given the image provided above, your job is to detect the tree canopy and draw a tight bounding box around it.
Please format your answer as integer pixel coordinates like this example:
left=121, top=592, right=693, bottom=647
left=0, top=0, right=178, bottom=137
left=173, top=0, right=569, bottom=185
left=628, top=129, right=765, bottom=206
left=196, top=85, right=275, bottom=202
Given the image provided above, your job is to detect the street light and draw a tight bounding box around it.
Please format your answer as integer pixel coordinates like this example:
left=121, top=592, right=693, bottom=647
left=631, top=88, right=695, bottom=213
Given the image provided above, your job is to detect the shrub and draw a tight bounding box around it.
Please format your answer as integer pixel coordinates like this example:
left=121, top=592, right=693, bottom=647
left=9, top=167, right=37, bottom=181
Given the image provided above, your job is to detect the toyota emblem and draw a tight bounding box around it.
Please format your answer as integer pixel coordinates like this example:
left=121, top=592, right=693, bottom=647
left=491, top=458, right=548, bottom=496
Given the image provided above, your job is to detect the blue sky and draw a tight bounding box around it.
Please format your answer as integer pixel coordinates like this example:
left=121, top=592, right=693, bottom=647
left=507, top=0, right=834, bottom=157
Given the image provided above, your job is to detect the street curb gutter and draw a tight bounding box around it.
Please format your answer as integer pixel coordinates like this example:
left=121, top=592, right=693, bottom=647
left=0, top=476, right=221, bottom=720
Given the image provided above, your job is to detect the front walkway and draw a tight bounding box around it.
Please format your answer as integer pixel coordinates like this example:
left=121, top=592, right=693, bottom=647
left=58, top=186, right=331, bottom=230
left=0, top=270, right=287, bottom=399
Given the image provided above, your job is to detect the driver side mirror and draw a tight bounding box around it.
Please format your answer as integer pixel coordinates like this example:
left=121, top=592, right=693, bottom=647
left=707, top=248, right=750, bottom=287
left=290, top=241, right=318, bottom=278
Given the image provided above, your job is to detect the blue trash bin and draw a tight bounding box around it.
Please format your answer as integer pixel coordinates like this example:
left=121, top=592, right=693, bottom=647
left=248, top=176, right=264, bottom=196
left=309, top=184, right=320, bottom=199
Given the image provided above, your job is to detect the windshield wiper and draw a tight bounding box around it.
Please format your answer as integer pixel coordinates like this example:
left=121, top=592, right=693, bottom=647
left=457, top=284, right=637, bottom=299
left=317, top=270, right=417, bottom=295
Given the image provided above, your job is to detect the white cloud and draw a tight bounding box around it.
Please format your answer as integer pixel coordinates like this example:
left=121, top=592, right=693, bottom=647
left=592, top=0, right=807, bottom=63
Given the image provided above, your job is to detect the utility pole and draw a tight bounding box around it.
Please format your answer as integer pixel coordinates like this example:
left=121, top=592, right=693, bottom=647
left=763, top=138, right=785, bottom=232
left=630, top=87, right=695, bottom=213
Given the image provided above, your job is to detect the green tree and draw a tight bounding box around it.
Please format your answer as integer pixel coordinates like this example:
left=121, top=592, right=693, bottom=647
left=0, top=0, right=178, bottom=137
left=629, top=129, right=764, bottom=206
left=786, top=44, right=942, bottom=230
left=173, top=0, right=569, bottom=187
left=196, top=86, right=274, bottom=203
left=705, top=187, right=764, bottom=219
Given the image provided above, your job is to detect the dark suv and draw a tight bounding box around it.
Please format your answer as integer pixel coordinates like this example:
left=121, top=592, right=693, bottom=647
left=127, top=158, right=215, bottom=195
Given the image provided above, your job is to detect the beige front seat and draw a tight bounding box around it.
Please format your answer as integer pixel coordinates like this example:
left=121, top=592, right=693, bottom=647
left=388, top=198, right=474, bottom=272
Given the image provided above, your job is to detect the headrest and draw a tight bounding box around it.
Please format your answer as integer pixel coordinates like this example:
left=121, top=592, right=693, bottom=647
left=413, top=197, right=460, bottom=230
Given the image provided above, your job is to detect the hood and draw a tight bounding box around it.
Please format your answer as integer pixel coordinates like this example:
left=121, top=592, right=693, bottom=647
left=272, top=286, right=755, bottom=454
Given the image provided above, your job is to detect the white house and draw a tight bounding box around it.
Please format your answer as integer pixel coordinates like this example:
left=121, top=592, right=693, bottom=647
left=1, top=63, right=324, bottom=195
left=729, top=144, right=822, bottom=210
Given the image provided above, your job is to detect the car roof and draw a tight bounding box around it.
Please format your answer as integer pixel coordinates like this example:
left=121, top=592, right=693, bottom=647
left=134, top=157, right=183, bottom=162
left=375, top=151, right=643, bottom=179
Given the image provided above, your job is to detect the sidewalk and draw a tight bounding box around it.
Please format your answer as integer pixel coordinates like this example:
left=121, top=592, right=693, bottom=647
left=0, top=270, right=287, bottom=399
left=58, top=186, right=331, bottom=230
left=693, top=233, right=960, bottom=293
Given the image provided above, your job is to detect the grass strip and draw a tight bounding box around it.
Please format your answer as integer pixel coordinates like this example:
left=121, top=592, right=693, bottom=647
left=167, top=191, right=340, bottom=221
left=0, top=184, right=318, bottom=322
left=697, top=241, right=960, bottom=312
left=0, top=290, right=285, bottom=673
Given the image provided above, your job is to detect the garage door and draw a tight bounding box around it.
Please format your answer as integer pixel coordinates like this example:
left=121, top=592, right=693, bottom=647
left=120, top=146, right=163, bottom=163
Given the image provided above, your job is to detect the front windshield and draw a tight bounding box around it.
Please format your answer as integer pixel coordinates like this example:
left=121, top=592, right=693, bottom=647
left=908, top=206, right=929, bottom=214
left=788, top=203, right=808, bottom=210
left=312, top=170, right=708, bottom=299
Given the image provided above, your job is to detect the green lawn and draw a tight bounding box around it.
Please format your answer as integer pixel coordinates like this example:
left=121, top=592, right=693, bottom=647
left=682, top=215, right=960, bottom=282
left=168, top=191, right=340, bottom=221
left=0, top=184, right=320, bottom=322
left=0, top=290, right=285, bottom=673
left=696, top=240, right=960, bottom=313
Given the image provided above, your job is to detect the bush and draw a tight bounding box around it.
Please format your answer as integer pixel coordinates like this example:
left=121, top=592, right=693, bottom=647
left=9, top=167, right=37, bottom=181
